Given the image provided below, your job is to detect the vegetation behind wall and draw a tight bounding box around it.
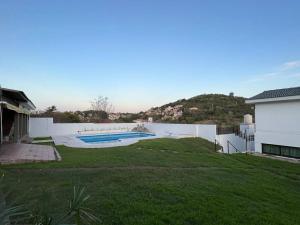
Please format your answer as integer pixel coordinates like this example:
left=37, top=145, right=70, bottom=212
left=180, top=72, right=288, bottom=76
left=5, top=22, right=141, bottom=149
left=32, top=94, right=254, bottom=127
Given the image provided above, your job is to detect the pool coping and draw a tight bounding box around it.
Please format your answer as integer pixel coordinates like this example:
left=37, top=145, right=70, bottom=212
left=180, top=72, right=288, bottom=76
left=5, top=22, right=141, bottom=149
left=52, top=132, right=170, bottom=148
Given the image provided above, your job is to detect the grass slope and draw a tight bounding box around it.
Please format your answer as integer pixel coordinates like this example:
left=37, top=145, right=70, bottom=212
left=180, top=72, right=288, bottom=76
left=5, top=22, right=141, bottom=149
left=1, top=138, right=300, bottom=225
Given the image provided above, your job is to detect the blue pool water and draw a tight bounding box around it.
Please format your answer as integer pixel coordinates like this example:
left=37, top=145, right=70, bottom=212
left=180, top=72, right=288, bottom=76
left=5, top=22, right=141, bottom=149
left=78, top=132, right=155, bottom=143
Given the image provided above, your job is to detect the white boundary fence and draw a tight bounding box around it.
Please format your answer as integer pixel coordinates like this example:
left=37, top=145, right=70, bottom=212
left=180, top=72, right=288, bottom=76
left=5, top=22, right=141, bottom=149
left=29, top=118, right=137, bottom=137
left=144, top=123, right=216, bottom=142
left=29, top=118, right=217, bottom=142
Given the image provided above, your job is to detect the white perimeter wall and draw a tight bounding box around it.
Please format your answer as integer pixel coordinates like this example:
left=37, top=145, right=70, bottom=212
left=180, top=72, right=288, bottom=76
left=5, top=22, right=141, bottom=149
left=29, top=118, right=137, bottom=137
left=144, top=123, right=217, bottom=142
left=29, top=118, right=217, bottom=142
left=254, top=100, right=300, bottom=153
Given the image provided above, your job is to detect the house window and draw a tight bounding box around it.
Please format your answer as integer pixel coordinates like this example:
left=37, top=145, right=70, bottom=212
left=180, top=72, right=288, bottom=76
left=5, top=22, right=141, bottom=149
left=262, top=144, right=300, bottom=159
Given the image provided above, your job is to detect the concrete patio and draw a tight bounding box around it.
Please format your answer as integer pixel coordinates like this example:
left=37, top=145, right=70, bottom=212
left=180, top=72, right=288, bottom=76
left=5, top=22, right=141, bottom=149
left=0, top=143, right=60, bottom=164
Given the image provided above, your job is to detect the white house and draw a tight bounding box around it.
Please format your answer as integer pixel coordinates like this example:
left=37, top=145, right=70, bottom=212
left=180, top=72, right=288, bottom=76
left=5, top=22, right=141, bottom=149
left=246, top=87, right=300, bottom=159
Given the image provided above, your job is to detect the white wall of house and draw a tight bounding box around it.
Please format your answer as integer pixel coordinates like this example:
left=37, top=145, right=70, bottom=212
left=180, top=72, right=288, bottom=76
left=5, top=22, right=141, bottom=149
left=254, top=100, right=300, bottom=153
left=29, top=118, right=217, bottom=142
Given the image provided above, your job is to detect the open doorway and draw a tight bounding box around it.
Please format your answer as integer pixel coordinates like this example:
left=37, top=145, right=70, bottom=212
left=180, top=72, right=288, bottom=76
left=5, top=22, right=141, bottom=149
left=2, top=108, right=16, bottom=143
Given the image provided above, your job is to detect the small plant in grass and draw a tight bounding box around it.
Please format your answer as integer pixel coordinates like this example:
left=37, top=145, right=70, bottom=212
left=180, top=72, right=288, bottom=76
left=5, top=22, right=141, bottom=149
left=65, top=186, right=101, bottom=225
left=0, top=204, right=29, bottom=225
left=0, top=174, right=29, bottom=225
left=32, top=214, right=55, bottom=225
left=31, top=186, right=101, bottom=225
left=1, top=174, right=100, bottom=225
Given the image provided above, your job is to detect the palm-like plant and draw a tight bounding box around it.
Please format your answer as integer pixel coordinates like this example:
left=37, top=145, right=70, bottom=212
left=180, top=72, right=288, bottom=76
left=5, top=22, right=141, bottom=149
left=64, top=186, right=101, bottom=225
left=31, top=213, right=55, bottom=225
left=0, top=204, right=29, bottom=225
left=0, top=174, right=29, bottom=225
left=1, top=174, right=100, bottom=225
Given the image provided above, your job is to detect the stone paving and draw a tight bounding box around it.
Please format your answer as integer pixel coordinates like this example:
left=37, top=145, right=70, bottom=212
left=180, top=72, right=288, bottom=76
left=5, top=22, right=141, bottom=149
left=0, top=144, right=58, bottom=164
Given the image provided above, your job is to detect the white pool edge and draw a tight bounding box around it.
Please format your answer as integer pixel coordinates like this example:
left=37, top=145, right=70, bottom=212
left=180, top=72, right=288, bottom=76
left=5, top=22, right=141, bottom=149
left=52, top=133, right=182, bottom=148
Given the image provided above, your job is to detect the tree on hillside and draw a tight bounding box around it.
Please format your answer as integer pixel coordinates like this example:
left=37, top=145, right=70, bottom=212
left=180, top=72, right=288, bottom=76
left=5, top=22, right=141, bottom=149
left=44, top=105, right=57, bottom=116
left=91, top=96, right=114, bottom=114
left=90, top=96, right=114, bottom=122
left=54, top=112, right=81, bottom=123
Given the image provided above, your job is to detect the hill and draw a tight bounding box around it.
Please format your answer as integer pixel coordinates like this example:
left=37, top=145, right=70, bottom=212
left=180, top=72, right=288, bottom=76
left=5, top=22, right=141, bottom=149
left=143, top=94, right=254, bottom=127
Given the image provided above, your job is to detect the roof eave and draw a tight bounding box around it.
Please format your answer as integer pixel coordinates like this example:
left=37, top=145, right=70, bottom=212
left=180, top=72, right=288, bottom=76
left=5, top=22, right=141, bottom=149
left=1, top=87, right=36, bottom=110
left=19, top=91, right=36, bottom=109
left=246, top=95, right=300, bottom=104
left=27, top=101, right=36, bottom=110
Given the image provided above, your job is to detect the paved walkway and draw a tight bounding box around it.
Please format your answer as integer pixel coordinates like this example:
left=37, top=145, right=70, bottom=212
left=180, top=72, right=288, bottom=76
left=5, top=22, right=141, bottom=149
left=252, top=152, right=300, bottom=164
left=0, top=144, right=58, bottom=164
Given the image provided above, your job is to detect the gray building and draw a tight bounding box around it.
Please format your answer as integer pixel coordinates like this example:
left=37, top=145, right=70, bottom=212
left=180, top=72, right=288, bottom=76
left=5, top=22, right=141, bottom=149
left=0, top=87, right=35, bottom=144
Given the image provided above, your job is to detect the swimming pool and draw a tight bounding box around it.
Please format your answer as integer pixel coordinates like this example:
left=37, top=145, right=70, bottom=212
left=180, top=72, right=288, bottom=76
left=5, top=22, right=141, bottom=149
left=78, top=132, right=156, bottom=143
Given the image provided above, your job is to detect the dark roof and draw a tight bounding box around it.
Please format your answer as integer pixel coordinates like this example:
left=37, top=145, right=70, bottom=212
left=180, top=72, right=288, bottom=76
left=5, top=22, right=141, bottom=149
left=248, top=87, right=300, bottom=100
left=0, top=87, right=36, bottom=109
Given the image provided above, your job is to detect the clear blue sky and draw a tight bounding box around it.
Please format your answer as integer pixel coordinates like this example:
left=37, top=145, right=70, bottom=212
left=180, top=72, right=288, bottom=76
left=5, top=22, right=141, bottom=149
left=1, top=0, right=300, bottom=112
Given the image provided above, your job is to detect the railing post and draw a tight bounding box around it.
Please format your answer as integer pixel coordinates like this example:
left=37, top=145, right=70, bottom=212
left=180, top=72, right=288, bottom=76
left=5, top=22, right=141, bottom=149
left=245, top=130, right=247, bottom=152
left=215, top=139, right=217, bottom=152
left=227, top=140, right=229, bottom=154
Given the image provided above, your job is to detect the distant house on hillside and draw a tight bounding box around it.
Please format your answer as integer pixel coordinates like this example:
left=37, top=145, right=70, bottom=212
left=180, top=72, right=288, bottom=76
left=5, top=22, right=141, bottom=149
left=108, top=113, right=121, bottom=121
left=0, top=87, right=36, bottom=144
left=246, top=87, right=300, bottom=159
left=189, top=107, right=199, bottom=111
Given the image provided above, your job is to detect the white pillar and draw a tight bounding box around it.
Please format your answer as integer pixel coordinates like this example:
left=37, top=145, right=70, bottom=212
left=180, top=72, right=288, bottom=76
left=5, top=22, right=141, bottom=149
left=195, top=125, right=199, bottom=137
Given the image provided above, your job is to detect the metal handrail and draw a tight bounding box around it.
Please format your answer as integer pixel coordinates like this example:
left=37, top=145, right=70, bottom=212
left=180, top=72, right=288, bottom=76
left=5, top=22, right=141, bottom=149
left=227, top=140, right=241, bottom=154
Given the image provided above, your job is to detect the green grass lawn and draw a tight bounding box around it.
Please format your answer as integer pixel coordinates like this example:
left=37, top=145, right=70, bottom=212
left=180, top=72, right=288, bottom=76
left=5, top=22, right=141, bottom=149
left=1, top=138, right=300, bottom=225
left=32, top=136, right=52, bottom=141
